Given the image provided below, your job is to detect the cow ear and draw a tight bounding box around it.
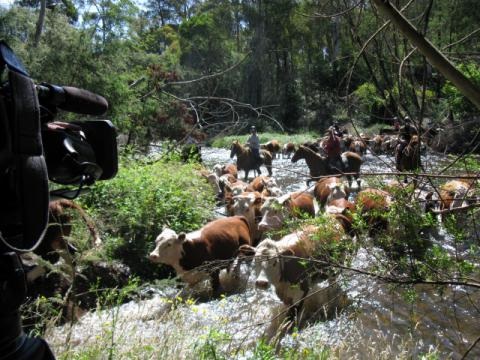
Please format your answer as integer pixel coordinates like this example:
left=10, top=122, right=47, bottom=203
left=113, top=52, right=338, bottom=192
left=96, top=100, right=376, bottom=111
left=238, top=244, right=256, bottom=257
left=177, top=233, right=187, bottom=243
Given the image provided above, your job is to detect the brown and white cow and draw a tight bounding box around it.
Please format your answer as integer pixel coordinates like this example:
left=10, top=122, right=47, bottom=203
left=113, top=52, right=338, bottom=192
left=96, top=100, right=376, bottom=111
left=230, top=191, right=264, bottom=244
left=221, top=163, right=238, bottom=179
left=349, top=138, right=366, bottom=156
left=27, top=199, right=101, bottom=282
left=439, top=180, right=476, bottom=210
left=355, top=188, right=392, bottom=233
left=246, top=175, right=283, bottom=197
left=201, top=170, right=222, bottom=197
left=282, top=142, right=296, bottom=159
left=370, top=134, right=383, bottom=154
left=313, top=177, right=348, bottom=209
left=34, top=199, right=101, bottom=262
left=149, top=216, right=251, bottom=293
left=261, top=140, right=281, bottom=159
left=258, top=192, right=315, bottom=232
left=239, top=220, right=350, bottom=315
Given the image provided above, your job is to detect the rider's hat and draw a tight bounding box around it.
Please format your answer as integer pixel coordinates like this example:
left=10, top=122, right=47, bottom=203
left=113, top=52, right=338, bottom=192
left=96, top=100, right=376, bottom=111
left=250, top=126, right=256, bottom=131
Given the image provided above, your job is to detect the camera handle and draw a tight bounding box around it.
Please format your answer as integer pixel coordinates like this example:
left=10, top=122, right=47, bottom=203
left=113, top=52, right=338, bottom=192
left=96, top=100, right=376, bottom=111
left=0, top=253, right=55, bottom=360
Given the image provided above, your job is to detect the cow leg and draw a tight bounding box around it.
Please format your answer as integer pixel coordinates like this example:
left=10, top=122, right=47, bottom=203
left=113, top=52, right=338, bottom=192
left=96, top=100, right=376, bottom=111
left=210, top=269, right=222, bottom=296
left=347, top=175, right=352, bottom=189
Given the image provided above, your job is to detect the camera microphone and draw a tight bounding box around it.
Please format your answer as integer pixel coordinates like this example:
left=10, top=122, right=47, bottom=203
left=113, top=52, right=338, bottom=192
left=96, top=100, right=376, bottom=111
left=36, top=84, right=109, bottom=116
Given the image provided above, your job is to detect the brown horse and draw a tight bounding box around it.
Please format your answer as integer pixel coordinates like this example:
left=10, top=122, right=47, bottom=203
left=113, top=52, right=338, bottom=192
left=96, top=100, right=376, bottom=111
left=395, top=135, right=421, bottom=182
left=291, top=145, right=362, bottom=188
left=230, top=140, right=273, bottom=180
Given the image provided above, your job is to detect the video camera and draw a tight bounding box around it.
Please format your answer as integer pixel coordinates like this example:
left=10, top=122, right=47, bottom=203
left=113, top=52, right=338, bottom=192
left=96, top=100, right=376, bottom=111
left=0, top=41, right=118, bottom=359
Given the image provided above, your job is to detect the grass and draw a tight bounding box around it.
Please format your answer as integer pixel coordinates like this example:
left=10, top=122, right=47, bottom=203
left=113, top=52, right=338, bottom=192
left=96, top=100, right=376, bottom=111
left=210, top=132, right=320, bottom=149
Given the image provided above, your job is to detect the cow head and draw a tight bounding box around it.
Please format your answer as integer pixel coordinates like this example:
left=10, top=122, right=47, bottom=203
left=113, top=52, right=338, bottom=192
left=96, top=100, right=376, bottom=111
left=212, top=164, right=223, bottom=177
left=245, top=239, right=293, bottom=290
left=258, top=194, right=291, bottom=232
left=260, top=177, right=283, bottom=197
left=149, top=227, right=186, bottom=266
left=328, top=182, right=348, bottom=202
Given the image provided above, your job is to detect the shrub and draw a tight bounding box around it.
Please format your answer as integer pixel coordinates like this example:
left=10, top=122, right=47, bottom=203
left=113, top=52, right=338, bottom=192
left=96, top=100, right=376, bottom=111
left=80, top=156, right=216, bottom=279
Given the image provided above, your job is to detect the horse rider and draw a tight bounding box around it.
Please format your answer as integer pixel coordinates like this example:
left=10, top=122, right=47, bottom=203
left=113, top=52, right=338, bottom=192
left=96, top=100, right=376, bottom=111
left=396, top=116, right=415, bottom=168
left=393, top=116, right=400, bottom=131
left=332, top=121, right=343, bottom=138
left=323, top=127, right=345, bottom=173
left=247, top=126, right=263, bottom=173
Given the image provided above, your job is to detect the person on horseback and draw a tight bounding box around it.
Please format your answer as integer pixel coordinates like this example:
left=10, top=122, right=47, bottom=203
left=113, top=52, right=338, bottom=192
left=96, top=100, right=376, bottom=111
left=393, top=117, right=400, bottom=131
left=332, top=121, right=343, bottom=138
left=247, top=126, right=262, bottom=174
left=396, top=116, right=415, bottom=169
left=323, top=127, right=345, bottom=173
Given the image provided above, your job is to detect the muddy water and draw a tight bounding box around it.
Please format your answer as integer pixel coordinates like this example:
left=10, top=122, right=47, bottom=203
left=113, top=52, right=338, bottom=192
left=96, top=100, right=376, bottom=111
left=47, top=147, right=480, bottom=359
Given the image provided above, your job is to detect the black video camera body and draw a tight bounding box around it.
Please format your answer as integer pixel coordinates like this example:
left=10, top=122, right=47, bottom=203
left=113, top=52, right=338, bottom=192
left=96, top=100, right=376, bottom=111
left=0, top=41, right=118, bottom=254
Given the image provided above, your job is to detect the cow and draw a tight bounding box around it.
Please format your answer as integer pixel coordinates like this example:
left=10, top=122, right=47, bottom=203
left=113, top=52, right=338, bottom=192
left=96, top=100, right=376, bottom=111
left=313, top=177, right=348, bottom=209
left=201, top=170, right=222, bottom=198
left=245, top=175, right=282, bottom=197
left=218, top=163, right=238, bottom=179
left=355, top=188, right=392, bottom=234
left=201, top=168, right=240, bottom=200
left=282, top=142, right=296, bottom=159
left=349, top=138, right=366, bottom=156
left=230, top=191, right=264, bottom=244
left=261, top=140, right=281, bottom=159
left=439, top=180, right=476, bottom=210
left=148, top=216, right=251, bottom=294
left=325, top=199, right=355, bottom=235
left=223, top=179, right=250, bottom=215
left=26, top=199, right=101, bottom=282
left=238, top=220, right=350, bottom=317
left=381, top=135, right=398, bottom=155
left=258, top=192, right=315, bottom=232
left=34, top=199, right=101, bottom=263
left=246, top=175, right=273, bottom=192
left=370, top=135, right=383, bottom=154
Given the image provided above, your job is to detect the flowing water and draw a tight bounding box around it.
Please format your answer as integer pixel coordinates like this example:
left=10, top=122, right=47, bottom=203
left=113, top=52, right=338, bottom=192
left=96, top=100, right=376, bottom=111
left=47, top=147, right=480, bottom=359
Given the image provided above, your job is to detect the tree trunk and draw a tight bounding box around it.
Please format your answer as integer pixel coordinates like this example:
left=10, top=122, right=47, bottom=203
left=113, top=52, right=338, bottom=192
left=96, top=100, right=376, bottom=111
left=34, top=0, right=47, bottom=48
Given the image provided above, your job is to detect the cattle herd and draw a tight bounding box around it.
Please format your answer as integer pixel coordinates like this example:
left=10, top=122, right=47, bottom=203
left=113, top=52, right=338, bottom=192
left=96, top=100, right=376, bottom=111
left=149, top=134, right=478, bottom=322
left=31, top=133, right=477, bottom=326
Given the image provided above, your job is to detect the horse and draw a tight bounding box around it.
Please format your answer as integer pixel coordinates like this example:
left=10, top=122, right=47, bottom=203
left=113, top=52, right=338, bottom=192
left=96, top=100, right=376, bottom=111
left=395, top=135, right=421, bottom=182
left=291, top=145, right=362, bottom=188
left=230, top=140, right=273, bottom=180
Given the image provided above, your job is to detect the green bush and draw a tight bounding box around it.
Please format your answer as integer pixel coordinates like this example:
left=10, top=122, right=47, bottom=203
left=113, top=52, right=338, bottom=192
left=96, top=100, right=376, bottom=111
left=81, top=157, right=216, bottom=279
left=442, top=62, right=480, bottom=116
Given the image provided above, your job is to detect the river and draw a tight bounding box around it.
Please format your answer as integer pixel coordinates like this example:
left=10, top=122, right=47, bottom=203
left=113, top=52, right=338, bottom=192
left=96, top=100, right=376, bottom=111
left=47, top=147, right=480, bottom=359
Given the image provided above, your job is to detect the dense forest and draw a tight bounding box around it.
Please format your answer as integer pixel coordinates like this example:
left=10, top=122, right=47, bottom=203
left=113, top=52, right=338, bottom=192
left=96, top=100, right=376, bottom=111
left=1, top=0, right=479, bottom=149
left=2, top=0, right=480, bottom=359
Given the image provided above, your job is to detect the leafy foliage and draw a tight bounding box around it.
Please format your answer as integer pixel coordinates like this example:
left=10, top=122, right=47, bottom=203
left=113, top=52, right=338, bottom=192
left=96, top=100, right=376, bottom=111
left=80, top=156, right=215, bottom=278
